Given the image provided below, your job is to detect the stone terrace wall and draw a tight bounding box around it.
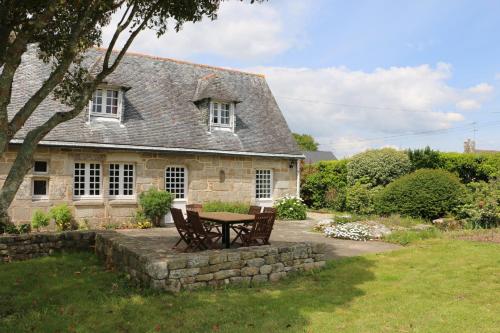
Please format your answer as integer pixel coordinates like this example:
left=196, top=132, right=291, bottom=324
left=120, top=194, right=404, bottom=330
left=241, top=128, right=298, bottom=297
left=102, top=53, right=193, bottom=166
left=95, top=232, right=326, bottom=292
left=0, top=231, right=96, bottom=262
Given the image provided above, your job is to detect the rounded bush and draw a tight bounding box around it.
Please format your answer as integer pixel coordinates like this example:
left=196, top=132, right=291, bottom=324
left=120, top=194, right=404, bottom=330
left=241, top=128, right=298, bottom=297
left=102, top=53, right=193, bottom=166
left=375, top=169, right=465, bottom=220
left=345, top=183, right=373, bottom=214
left=31, top=210, right=50, bottom=231
left=49, top=204, right=74, bottom=231
left=274, top=195, right=307, bottom=220
left=139, top=188, right=173, bottom=226
left=347, top=148, right=411, bottom=187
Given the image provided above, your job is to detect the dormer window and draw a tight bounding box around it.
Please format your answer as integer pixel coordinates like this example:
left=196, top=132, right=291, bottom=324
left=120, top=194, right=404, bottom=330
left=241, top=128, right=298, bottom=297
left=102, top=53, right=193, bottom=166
left=209, top=100, right=235, bottom=131
left=89, top=87, right=122, bottom=119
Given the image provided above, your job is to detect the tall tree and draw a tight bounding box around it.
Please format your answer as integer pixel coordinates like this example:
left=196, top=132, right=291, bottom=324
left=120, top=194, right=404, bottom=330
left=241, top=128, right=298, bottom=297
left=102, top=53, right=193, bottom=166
left=293, top=133, right=319, bottom=151
left=0, top=0, right=261, bottom=226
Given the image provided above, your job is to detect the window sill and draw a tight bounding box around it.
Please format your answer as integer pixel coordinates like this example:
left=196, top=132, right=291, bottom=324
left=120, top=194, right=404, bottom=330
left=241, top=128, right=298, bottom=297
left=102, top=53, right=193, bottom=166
left=73, top=199, right=104, bottom=206
left=108, top=199, right=137, bottom=206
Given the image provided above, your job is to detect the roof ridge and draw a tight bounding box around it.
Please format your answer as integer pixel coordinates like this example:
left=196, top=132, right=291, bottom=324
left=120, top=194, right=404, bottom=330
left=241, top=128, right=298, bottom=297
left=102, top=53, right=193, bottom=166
left=93, top=47, right=265, bottom=77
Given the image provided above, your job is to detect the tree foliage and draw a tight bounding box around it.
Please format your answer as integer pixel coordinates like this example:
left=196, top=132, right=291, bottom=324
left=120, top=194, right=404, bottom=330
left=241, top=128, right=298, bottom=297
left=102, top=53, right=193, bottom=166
left=347, top=148, right=411, bottom=187
left=293, top=133, right=319, bottom=151
left=407, top=146, right=442, bottom=170
left=0, top=0, right=260, bottom=224
left=301, top=160, right=348, bottom=209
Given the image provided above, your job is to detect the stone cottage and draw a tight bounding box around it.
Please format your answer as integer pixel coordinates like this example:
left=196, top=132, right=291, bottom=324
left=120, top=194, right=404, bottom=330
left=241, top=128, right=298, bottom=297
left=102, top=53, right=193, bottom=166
left=6, top=49, right=303, bottom=227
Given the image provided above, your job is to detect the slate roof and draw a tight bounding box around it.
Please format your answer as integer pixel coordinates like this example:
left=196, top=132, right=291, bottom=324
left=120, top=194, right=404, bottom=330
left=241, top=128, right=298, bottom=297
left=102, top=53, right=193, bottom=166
left=303, top=151, right=337, bottom=164
left=9, top=47, right=302, bottom=157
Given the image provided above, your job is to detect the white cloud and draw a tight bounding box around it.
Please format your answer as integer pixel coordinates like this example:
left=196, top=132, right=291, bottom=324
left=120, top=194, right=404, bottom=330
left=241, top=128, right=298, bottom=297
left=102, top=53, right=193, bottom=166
left=248, top=63, right=489, bottom=156
left=456, top=99, right=481, bottom=110
left=467, top=83, right=493, bottom=94
left=102, top=1, right=302, bottom=61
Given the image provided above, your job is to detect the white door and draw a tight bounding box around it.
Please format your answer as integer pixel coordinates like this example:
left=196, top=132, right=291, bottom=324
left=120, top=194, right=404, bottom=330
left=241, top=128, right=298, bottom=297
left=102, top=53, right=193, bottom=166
left=164, top=166, right=188, bottom=225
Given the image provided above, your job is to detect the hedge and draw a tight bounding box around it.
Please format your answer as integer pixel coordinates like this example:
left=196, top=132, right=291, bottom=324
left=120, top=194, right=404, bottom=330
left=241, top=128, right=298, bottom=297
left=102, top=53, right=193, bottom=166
left=375, top=169, right=465, bottom=220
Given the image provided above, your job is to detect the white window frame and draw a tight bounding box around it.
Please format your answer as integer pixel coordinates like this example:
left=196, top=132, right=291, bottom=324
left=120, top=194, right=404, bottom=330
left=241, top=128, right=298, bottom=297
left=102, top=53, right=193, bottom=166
left=108, top=163, right=135, bottom=199
left=32, top=177, right=49, bottom=200
left=255, top=169, right=273, bottom=200
left=73, top=162, right=102, bottom=199
left=88, top=87, right=123, bottom=119
left=209, top=100, right=235, bottom=131
left=165, top=166, right=188, bottom=201
left=33, top=160, right=49, bottom=175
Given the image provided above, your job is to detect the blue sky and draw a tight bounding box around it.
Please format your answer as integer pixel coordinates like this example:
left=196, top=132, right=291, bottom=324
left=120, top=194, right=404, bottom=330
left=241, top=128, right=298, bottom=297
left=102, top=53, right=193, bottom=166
left=105, top=0, right=500, bottom=157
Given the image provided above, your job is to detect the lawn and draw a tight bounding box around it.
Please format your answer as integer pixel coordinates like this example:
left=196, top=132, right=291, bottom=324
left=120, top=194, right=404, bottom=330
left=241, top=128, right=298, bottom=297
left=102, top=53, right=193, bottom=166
left=1, top=239, right=499, bottom=333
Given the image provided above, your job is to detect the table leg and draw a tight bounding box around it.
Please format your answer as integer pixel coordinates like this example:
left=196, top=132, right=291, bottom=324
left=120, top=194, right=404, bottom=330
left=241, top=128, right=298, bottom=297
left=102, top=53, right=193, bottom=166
left=223, top=225, right=231, bottom=249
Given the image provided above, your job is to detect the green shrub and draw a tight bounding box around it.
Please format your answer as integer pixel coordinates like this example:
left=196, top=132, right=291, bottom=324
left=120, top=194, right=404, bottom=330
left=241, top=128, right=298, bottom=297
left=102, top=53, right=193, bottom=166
left=347, top=148, right=411, bottom=187
left=407, top=146, right=443, bottom=170
left=345, top=183, right=377, bottom=214
left=455, top=179, right=500, bottom=228
left=49, top=204, right=74, bottom=231
left=31, top=210, right=50, bottom=231
left=274, top=195, right=307, bottom=220
left=301, top=160, right=348, bottom=209
left=203, top=201, right=250, bottom=214
left=132, top=210, right=153, bottom=229
left=440, top=152, right=500, bottom=183
left=18, top=224, right=31, bottom=234
left=4, top=223, right=31, bottom=234
left=375, top=169, right=465, bottom=220
left=139, top=188, right=173, bottom=226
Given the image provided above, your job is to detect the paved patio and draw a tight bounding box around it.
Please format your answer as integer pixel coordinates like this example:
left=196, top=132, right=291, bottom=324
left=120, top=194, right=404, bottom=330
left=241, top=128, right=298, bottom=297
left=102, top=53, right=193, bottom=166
left=116, top=218, right=401, bottom=260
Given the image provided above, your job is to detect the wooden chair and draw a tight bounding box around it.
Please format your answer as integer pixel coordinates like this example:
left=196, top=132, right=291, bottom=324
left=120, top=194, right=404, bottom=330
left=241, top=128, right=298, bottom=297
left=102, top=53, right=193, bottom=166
left=186, top=204, right=203, bottom=213
left=240, top=212, right=276, bottom=246
left=187, top=210, right=222, bottom=250
left=187, top=203, right=221, bottom=233
left=248, top=205, right=262, bottom=215
left=230, top=205, right=261, bottom=245
left=263, top=207, right=276, bottom=214
left=171, top=207, right=197, bottom=251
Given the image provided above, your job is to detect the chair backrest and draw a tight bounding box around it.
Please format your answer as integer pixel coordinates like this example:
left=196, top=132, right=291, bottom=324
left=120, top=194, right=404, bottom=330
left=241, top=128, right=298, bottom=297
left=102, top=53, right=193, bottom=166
left=250, top=212, right=275, bottom=241
left=248, top=205, right=262, bottom=215
left=186, top=204, right=203, bottom=213
left=171, top=207, right=191, bottom=237
left=186, top=210, right=207, bottom=236
left=263, top=207, right=276, bottom=214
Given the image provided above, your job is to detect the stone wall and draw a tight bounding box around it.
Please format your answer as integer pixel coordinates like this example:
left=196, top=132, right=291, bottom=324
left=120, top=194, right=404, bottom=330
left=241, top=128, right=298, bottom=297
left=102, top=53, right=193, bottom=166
left=0, top=230, right=96, bottom=262
left=3, top=145, right=298, bottom=227
left=95, top=232, right=326, bottom=292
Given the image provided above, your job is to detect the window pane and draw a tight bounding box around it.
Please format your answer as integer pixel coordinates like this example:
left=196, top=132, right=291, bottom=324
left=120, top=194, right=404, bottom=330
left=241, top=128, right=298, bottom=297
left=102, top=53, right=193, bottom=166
left=89, top=164, right=100, bottom=196
left=92, top=89, right=102, bottom=113
left=165, top=166, right=186, bottom=199
left=123, top=164, right=134, bottom=195
left=106, top=90, right=118, bottom=114
left=34, top=161, right=48, bottom=173
left=109, top=164, right=120, bottom=196
left=212, top=102, right=219, bottom=124
left=256, top=169, right=272, bottom=199
left=33, top=180, right=47, bottom=196
left=220, top=103, right=230, bottom=125
left=73, top=163, right=85, bottom=196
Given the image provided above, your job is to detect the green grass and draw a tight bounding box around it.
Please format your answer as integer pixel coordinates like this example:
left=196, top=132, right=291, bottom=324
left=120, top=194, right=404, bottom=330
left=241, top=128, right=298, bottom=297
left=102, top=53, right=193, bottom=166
left=383, top=228, right=441, bottom=245
left=1, top=240, right=499, bottom=333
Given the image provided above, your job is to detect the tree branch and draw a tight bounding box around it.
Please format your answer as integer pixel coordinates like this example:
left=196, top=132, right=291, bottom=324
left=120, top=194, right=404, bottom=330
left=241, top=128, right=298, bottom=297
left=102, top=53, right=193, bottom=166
left=102, top=4, right=138, bottom=70
left=7, top=3, right=97, bottom=137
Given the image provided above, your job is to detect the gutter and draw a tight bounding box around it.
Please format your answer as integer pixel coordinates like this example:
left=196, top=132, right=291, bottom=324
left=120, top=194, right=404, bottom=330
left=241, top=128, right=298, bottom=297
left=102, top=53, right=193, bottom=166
left=10, top=139, right=305, bottom=160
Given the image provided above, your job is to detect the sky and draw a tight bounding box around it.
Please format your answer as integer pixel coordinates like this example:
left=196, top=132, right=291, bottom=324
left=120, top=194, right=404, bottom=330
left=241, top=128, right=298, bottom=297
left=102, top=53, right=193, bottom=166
left=103, top=0, right=500, bottom=157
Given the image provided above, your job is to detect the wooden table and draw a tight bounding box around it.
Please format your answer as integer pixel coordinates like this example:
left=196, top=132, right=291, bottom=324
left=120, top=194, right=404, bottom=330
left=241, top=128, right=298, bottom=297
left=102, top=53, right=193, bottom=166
left=198, top=212, right=255, bottom=249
